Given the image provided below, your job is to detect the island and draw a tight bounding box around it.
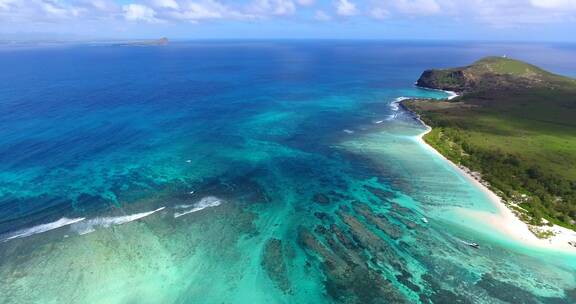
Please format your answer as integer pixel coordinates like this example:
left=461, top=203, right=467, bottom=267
left=402, top=57, right=576, bottom=242
left=116, top=37, right=169, bottom=46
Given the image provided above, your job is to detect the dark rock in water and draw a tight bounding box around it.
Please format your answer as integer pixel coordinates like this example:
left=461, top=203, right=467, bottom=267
left=391, top=202, right=415, bottom=215
left=328, top=190, right=351, bottom=200
left=298, top=226, right=343, bottom=268
left=477, top=273, right=576, bottom=304
left=564, top=288, right=576, bottom=302
left=476, top=273, right=539, bottom=304
left=261, top=238, right=291, bottom=293
left=389, top=214, right=418, bottom=230
left=330, top=224, right=358, bottom=250
left=324, top=266, right=408, bottom=304
left=418, top=293, right=432, bottom=304
left=420, top=274, right=471, bottom=303
left=421, top=274, right=440, bottom=290
left=352, top=202, right=403, bottom=240
left=314, top=225, right=329, bottom=234
left=298, top=226, right=407, bottom=303
left=364, top=185, right=395, bottom=201
left=339, top=205, right=351, bottom=213
left=313, top=193, right=330, bottom=205
left=396, top=273, right=420, bottom=293
left=314, top=212, right=331, bottom=221
left=429, top=289, right=472, bottom=304
left=337, top=210, right=403, bottom=269
left=398, top=240, right=411, bottom=251
left=316, top=224, right=365, bottom=268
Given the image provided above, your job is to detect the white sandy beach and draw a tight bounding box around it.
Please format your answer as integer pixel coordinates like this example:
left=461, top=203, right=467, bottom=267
left=414, top=118, right=576, bottom=253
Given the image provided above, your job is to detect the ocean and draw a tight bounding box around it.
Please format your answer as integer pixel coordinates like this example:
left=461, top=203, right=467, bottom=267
left=0, top=41, right=575, bottom=303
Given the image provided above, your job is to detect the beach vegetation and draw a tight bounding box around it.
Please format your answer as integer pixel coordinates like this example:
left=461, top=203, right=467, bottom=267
left=404, top=57, right=576, bottom=230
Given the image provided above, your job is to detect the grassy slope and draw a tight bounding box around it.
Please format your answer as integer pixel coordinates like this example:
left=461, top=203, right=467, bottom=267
left=405, top=57, right=576, bottom=230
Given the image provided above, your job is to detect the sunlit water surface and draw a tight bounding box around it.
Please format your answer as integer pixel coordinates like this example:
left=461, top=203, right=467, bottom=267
left=1, top=41, right=575, bottom=304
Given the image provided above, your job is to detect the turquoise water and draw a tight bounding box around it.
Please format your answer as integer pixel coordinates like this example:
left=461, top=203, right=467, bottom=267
left=0, top=41, right=575, bottom=303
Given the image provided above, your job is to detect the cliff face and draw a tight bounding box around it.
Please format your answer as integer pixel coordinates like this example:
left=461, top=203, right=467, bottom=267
left=416, top=69, right=473, bottom=93
left=415, top=56, right=573, bottom=94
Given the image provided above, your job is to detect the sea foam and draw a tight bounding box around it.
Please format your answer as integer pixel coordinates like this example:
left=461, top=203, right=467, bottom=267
left=415, top=85, right=460, bottom=100
left=0, top=217, right=86, bottom=242
left=174, top=196, right=223, bottom=218
left=70, top=207, right=165, bottom=235
left=386, top=97, right=410, bottom=120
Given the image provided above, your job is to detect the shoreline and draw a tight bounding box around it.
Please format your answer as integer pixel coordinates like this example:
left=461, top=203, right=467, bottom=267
left=405, top=98, right=576, bottom=253
left=414, top=85, right=459, bottom=100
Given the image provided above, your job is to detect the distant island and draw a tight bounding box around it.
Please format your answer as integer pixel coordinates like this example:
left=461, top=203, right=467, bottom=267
left=116, top=37, right=169, bottom=47
left=403, top=57, right=576, bottom=240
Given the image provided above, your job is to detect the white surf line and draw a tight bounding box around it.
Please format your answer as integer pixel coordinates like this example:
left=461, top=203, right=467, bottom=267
left=70, top=207, right=165, bottom=235
left=414, top=84, right=460, bottom=100
left=174, top=196, right=223, bottom=218
left=0, top=217, right=86, bottom=242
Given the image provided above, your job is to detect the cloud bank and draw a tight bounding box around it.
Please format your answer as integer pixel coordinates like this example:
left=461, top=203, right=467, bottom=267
left=0, top=0, right=575, bottom=38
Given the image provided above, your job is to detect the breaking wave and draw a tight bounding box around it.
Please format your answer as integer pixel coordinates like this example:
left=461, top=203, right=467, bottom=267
left=0, top=217, right=86, bottom=242
left=70, top=207, right=165, bottom=235
left=386, top=97, right=410, bottom=120
left=174, top=196, right=223, bottom=218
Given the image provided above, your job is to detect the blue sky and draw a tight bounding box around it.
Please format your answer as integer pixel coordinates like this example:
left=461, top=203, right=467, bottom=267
left=1, top=0, right=576, bottom=41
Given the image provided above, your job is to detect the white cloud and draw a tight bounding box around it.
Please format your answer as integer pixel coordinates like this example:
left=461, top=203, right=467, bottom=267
left=0, top=0, right=117, bottom=24
left=314, top=9, right=331, bottom=21
left=250, top=0, right=297, bottom=16
left=123, top=4, right=159, bottom=22
left=297, top=0, right=315, bottom=5
left=89, top=0, right=114, bottom=11
left=2, top=0, right=576, bottom=34
left=335, top=0, right=358, bottom=16
left=170, top=1, right=256, bottom=22
left=367, top=0, right=576, bottom=25
left=178, top=2, right=224, bottom=19
left=530, top=0, right=576, bottom=9
left=273, top=0, right=296, bottom=15
left=393, top=0, right=441, bottom=15
left=152, top=0, right=180, bottom=10
left=463, top=0, right=576, bottom=26
left=43, top=2, right=72, bottom=17
left=173, top=2, right=226, bottom=21
left=0, top=0, right=16, bottom=10
left=370, top=7, right=390, bottom=19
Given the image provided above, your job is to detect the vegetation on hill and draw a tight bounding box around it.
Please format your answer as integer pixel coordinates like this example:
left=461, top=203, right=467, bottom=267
left=404, top=57, right=576, bottom=230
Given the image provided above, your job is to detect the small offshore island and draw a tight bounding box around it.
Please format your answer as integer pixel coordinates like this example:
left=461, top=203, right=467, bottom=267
left=403, top=57, right=576, bottom=246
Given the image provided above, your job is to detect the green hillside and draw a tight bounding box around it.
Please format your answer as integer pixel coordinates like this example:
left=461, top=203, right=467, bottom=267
left=405, top=57, right=576, bottom=230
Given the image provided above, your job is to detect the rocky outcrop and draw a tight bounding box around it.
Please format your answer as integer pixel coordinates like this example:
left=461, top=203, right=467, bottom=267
left=261, top=238, right=291, bottom=293
left=416, top=68, right=473, bottom=93
left=415, top=56, right=569, bottom=94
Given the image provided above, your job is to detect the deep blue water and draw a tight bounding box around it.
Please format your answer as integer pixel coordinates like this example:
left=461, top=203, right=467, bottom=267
left=1, top=41, right=576, bottom=303
left=2, top=41, right=575, bottom=232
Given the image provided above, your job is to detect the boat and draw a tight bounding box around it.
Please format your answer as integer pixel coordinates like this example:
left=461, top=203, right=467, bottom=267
left=468, top=242, right=480, bottom=249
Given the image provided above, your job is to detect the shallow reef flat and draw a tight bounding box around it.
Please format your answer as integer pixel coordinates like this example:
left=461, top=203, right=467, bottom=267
left=2, top=154, right=575, bottom=303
